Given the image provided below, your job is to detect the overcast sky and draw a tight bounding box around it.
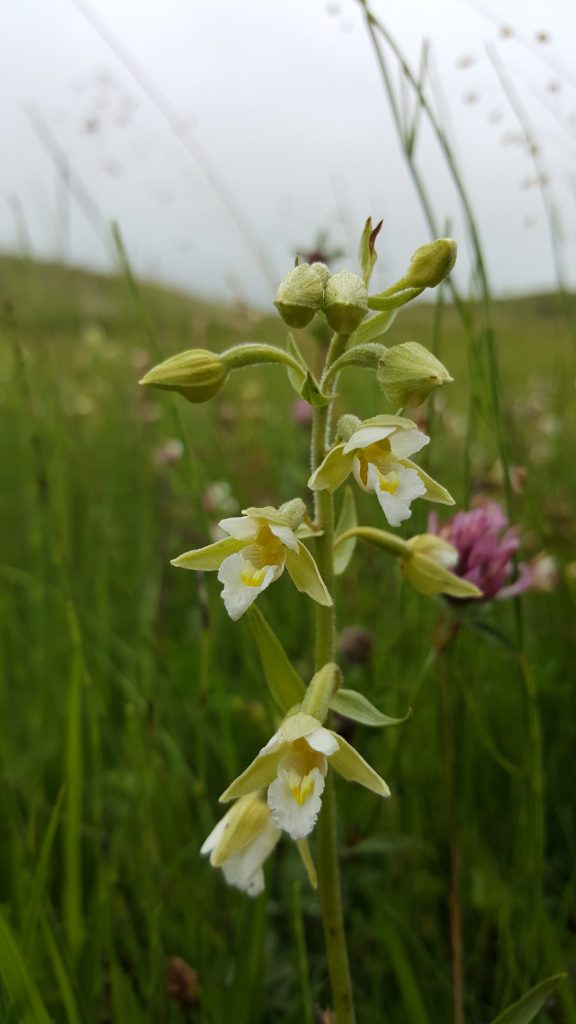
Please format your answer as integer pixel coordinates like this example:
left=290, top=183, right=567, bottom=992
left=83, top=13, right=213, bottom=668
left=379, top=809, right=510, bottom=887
left=2, top=0, right=576, bottom=307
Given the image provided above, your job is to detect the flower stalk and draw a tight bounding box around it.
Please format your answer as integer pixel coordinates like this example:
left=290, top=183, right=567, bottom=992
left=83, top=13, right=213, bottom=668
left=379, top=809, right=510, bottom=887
left=312, top=332, right=357, bottom=1023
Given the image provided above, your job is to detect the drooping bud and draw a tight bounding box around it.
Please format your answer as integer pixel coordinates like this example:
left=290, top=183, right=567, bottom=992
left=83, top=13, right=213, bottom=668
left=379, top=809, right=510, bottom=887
left=377, top=341, right=453, bottom=407
left=140, top=349, right=227, bottom=403
left=301, top=662, right=341, bottom=723
left=279, top=497, right=307, bottom=530
left=323, top=270, right=368, bottom=334
left=274, top=264, right=325, bottom=328
left=404, top=238, right=457, bottom=289
left=401, top=534, right=481, bottom=598
left=309, top=261, right=331, bottom=287
left=335, top=414, right=361, bottom=443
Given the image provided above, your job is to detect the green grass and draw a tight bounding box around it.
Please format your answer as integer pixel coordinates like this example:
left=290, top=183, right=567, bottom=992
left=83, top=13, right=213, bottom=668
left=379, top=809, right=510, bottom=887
left=0, top=254, right=574, bottom=1022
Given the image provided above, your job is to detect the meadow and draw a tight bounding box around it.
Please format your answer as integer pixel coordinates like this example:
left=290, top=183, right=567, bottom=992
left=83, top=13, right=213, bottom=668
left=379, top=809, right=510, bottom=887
left=0, top=249, right=575, bottom=1023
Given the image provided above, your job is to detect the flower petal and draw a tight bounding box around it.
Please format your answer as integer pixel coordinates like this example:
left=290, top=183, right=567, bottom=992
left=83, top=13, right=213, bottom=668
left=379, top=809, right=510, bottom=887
left=241, top=505, right=291, bottom=527
left=269, top=524, right=299, bottom=551
left=308, top=445, right=355, bottom=492
left=219, top=516, right=259, bottom=540
left=267, top=766, right=325, bottom=840
left=285, top=542, right=332, bottom=606
left=343, top=425, right=396, bottom=453
left=264, top=712, right=325, bottom=750
left=306, top=726, right=339, bottom=755
left=218, top=554, right=282, bottom=620
left=329, top=733, right=391, bottom=797
left=220, top=818, right=281, bottom=896
left=200, top=814, right=230, bottom=857
left=370, top=463, right=426, bottom=527
left=220, top=747, right=286, bottom=803
left=388, top=427, right=429, bottom=459
left=171, top=536, right=247, bottom=571
left=208, top=794, right=272, bottom=866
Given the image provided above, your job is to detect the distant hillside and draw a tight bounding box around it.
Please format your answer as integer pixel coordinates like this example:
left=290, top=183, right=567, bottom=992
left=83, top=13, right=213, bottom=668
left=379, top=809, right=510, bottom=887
left=1, top=254, right=573, bottom=382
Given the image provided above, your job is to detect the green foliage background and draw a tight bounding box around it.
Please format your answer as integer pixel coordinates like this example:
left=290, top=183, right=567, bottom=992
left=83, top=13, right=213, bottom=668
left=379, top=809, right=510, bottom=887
left=0, top=254, right=574, bottom=1022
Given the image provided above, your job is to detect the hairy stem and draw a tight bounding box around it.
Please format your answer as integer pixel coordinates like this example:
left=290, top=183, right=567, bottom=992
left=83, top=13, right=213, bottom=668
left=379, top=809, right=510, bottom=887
left=311, top=332, right=356, bottom=1023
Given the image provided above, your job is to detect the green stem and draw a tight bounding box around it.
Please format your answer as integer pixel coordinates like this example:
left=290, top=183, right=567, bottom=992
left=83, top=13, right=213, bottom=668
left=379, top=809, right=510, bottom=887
left=311, top=333, right=356, bottom=1023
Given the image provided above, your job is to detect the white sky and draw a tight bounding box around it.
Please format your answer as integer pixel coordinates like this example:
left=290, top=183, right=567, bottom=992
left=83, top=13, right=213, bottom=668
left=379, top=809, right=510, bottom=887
left=2, top=0, right=576, bottom=307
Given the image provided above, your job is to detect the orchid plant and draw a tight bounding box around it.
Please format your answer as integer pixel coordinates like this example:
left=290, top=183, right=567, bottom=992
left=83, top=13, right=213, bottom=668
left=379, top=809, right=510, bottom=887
left=140, top=221, right=483, bottom=1022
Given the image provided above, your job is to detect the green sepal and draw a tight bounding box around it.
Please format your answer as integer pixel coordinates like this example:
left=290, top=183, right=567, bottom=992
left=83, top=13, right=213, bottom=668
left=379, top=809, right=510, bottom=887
left=220, top=748, right=283, bottom=803
left=334, top=487, right=357, bottom=576
left=285, top=542, right=332, bottom=606
left=359, top=216, right=383, bottom=286
left=402, top=459, right=455, bottom=506
left=308, top=444, right=354, bottom=493
left=329, top=689, right=411, bottom=728
left=171, top=536, right=246, bottom=572
left=489, top=974, right=567, bottom=1024
left=246, top=606, right=306, bottom=712
left=329, top=733, right=390, bottom=796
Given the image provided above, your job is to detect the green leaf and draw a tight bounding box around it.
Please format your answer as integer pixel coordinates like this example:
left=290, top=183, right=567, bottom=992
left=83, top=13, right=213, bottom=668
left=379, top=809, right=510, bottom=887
left=23, top=787, right=65, bottom=953
left=359, top=216, right=383, bottom=286
left=464, top=617, right=517, bottom=652
left=341, top=833, right=423, bottom=858
left=301, top=371, right=331, bottom=407
left=246, top=605, right=306, bottom=712
left=286, top=333, right=308, bottom=394
left=334, top=487, right=357, bottom=576
left=352, top=309, right=399, bottom=345
left=0, top=904, right=53, bottom=1024
left=489, top=974, right=567, bottom=1024
left=284, top=336, right=329, bottom=406
left=330, top=688, right=411, bottom=728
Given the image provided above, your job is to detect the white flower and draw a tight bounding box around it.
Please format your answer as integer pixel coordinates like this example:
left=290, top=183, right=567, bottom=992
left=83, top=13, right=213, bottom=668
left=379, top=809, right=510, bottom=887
left=200, top=793, right=281, bottom=897
left=171, top=501, right=331, bottom=620
left=309, top=415, right=454, bottom=528
left=220, top=712, right=390, bottom=842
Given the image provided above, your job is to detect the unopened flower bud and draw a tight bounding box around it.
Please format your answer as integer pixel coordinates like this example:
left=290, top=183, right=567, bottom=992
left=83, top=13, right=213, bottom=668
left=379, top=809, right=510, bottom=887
left=274, top=264, right=325, bottom=328
left=336, top=414, right=361, bottom=443
left=140, top=349, right=227, bottom=403
left=401, top=534, right=481, bottom=598
left=377, top=341, right=453, bottom=407
left=405, top=238, right=457, bottom=289
left=310, top=262, right=331, bottom=286
left=323, top=271, right=368, bottom=334
left=279, top=497, right=307, bottom=529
